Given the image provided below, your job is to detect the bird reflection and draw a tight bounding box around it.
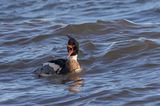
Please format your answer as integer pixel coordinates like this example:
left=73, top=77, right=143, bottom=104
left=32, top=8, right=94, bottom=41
left=66, top=73, right=83, bottom=93
left=42, top=72, right=83, bottom=93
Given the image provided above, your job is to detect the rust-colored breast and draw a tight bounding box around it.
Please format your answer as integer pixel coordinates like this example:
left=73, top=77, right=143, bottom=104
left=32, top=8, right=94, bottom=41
left=66, top=59, right=80, bottom=72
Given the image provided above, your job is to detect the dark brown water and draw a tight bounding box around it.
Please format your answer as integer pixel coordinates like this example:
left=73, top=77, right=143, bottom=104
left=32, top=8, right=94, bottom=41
left=1, top=0, right=160, bottom=106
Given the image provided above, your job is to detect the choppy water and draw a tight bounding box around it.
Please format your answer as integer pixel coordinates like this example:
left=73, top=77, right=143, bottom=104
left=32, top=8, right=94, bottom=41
left=1, top=0, right=160, bottom=106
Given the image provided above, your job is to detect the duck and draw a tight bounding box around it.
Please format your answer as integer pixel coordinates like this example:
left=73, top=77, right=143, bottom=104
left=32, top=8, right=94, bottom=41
left=35, top=36, right=81, bottom=77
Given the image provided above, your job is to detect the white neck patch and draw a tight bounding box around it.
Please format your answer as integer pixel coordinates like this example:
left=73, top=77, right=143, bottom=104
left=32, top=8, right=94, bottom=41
left=69, top=55, right=78, bottom=61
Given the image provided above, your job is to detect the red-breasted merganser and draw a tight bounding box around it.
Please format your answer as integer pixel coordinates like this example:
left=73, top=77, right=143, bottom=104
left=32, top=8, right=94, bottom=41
left=35, top=36, right=81, bottom=77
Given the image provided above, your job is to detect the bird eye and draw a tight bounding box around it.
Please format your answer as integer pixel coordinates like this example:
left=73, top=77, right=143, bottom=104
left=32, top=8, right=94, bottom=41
left=67, top=45, right=73, bottom=51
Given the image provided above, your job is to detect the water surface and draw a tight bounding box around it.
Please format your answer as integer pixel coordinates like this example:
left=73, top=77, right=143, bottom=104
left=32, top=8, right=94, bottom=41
left=0, top=0, right=160, bottom=106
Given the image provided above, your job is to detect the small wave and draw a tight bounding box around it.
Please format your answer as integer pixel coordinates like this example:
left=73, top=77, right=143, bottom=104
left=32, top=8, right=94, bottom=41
left=1, top=34, right=51, bottom=46
left=125, top=95, right=160, bottom=106
left=2, top=37, right=29, bottom=46
left=103, top=38, right=160, bottom=61
left=28, top=34, right=50, bottom=43
left=23, top=19, right=51, bottom=25
left=54, top=19, right=140, bottom=36
left=0, top=15, right=29, bottom=22
left=81, top=40, right=96, bottom=50
left=141, top=7, right=160, bottom=14
left=54, top=22, right=108, bottom=35
left=134, top=0, right=155, bottom=3
left=31, top=1, right=68, bottom=13
left=3, top=1, right=36, bottom=10
left=0, top=60, right=27, bottom=72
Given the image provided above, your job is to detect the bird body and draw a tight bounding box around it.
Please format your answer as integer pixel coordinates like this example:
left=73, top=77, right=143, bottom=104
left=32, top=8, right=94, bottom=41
left=35, top=36, right=81, bottom=77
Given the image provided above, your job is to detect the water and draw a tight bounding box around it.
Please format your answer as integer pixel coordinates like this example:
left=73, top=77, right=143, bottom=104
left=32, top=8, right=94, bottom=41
left=0, top=0, right=160, bottom=106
